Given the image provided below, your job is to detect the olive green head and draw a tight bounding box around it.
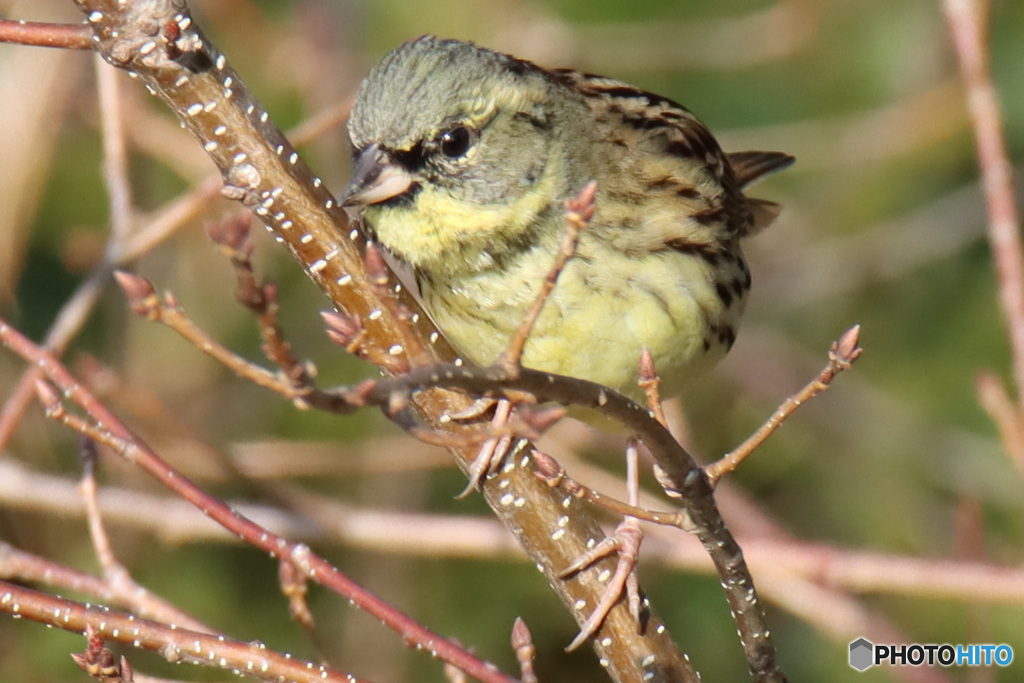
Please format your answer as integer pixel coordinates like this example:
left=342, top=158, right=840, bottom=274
left=341, top=36, right=587, bottom=272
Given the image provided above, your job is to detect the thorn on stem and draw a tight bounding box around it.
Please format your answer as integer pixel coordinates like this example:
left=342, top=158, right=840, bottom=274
left=348, top=378, right=379, bottom=407
left=530, top=449, right=564, bottom=485
left=321, top=310, right=364, bottom=353
left=638, top=347, right=667, bottom=427
left=365, top=242, right=390, bottom=286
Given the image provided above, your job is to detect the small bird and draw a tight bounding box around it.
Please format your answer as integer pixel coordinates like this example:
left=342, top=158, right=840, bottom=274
left=341, top=35, right=792, bottom=405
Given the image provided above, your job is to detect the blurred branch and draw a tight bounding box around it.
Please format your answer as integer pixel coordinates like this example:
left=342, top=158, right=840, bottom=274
left=0, top=581, right=370, bottom=683
left=5, top=454, right=1023, bottom=611
left=944, top=0, right=1024, bottom=414
left=563, top=0, right=821, bottom=71
left=723, top=79, right=966, bottom=172
left=0, top=20, right=92, bottom=49
left=95, top=53, right=135, bottom=244
left=976, top=371, right=1024, bottom=475
left=78, top=436, right=215, bottom=633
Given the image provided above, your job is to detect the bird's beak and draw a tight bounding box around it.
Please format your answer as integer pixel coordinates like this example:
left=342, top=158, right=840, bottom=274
left=339, top=143, right=414, bottom=207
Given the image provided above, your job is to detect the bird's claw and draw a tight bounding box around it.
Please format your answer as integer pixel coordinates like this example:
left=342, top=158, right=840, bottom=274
left=562, top=517, right=644, bottom=651
left=454, top=399, right=514, bottom=498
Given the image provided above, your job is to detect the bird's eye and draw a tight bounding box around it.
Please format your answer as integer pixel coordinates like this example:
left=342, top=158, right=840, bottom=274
left=438, top=125, right=474, bottom=159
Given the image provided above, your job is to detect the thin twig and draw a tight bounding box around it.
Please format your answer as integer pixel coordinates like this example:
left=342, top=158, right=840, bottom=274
left=207, top=213, right=321, bottom=389
left=114, top=272, right=352, bottom=413
left=499, top=180, right=597, bottom=375
left=532, top=450, right=691, bottom=529
left=0, top=20, right=93, bottom=49
left=705, top=325, right=863, bottom=485
left=76, top=437, right=214, bottom=633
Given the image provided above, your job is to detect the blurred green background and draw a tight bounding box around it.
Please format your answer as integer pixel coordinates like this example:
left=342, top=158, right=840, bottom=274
left=2, top=0, right=1023, bottom=680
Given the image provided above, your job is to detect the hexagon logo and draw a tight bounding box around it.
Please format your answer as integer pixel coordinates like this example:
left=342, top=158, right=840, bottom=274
left=849, top=638, right=874, bottom=671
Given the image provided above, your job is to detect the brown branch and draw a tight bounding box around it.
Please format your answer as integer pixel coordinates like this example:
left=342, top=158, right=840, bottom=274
left=70, top=1, right=697, bottom=677
left=532, top=450, right=690, bottom=529
left=113, top=271, right=353, bottom=413
left=0, top=581, right=369, bottom=683
left=0, top=320, right=517, bottom=683
left=76, top=437, right=214, bottom=633
left=0, top=20, right=93, bottom=49
left=706, top=325, right=863, bottom=484
left=353, top=362, right=784, bottom=680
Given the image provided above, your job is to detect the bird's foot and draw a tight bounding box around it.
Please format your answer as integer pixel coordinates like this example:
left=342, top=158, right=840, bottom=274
left=561, top=517, right=644, bottom=651
left=455, top=399, right=514, bottom=498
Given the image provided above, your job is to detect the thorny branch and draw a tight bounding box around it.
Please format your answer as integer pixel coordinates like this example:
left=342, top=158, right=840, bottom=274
left=706, top=325, right=863, bottom=484
left=531, top=328, right=864, bottom=524
left=0, top=3, right=884, bottom=681
left=65, top=3, right=701, bottom=675
left=0, top=320, right=518, bottom=683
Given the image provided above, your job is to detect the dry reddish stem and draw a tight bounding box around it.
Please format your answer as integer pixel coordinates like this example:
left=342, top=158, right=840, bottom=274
left=3, top=581, right=366, bottom=683
left=0, top=20, right=93, bottom=49
left=706, top=325, right=863, bottom=484
left=532, top=450, right=690, bottom=529
left=638, top=347, right=668, bottom=428
left=0, top=320, right=517, bottom=683
left=499, top=180, right=598, bottom=375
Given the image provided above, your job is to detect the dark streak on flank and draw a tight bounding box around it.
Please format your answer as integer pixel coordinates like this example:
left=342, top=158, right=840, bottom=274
left=739, top=259, right=752, bottom=289
left=691, top=206, right=726, bottom=226
left=666, top=240, right=722, bottom=267
left=715, top=282, right=733, bottom=308
left=713, top=324, right=737, bottom=349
